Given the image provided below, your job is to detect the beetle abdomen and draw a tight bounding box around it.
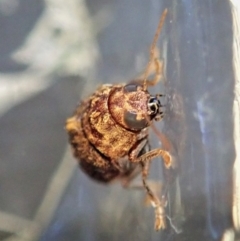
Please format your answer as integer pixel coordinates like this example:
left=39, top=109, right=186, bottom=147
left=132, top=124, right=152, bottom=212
left=66, top=115, right=120, bottom=183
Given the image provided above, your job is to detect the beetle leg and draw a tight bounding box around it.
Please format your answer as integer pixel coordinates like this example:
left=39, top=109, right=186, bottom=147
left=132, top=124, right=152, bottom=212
left=111, top=161, right=122, bottom=171
left=140, top=159, right=168, bottom=230
left=137, top=128, right=149, bottom=140
left=123, top=141, right=171, bottom=230
left=142, top=9, right=167, bottom=90
left=121, top=139, right=149, bottom=187
left=136, top=51, right=163, bottom=87
left=134, top=148, right=173, bottom=169
left=128, top=139, right=148, bottom=163
left=130, top=148, right=173, bottom=230
left=145, top=56, right=163, bottom=87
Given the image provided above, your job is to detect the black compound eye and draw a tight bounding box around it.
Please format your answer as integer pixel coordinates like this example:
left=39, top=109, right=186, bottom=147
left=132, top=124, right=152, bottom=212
left=123, top=84, right=139, bottom=93
left=148, top=97, right=160, bottom=115
left=150, top=104, right=157, bottom=113
left=124, top=111, right=147, bottom=131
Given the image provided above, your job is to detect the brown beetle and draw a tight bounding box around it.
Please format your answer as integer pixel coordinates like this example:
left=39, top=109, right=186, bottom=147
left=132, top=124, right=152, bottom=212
left=66, top=9, right=173, bottom=230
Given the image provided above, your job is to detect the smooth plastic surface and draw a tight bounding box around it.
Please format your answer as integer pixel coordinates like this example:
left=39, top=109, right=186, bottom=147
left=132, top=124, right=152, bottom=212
left=0, top=0, right=235, bottom=240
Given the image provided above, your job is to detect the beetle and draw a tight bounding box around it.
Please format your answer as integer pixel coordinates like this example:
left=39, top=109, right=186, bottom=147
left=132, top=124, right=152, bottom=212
left=66, top=9, right=173, bottom=230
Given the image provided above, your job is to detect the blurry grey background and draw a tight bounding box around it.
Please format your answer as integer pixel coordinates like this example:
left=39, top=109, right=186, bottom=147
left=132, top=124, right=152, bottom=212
left=0, top=0, right=235, bottom=241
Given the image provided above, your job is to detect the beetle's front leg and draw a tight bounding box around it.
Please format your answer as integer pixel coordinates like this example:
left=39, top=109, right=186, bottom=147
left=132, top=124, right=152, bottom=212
left=133, top=148, right=173, bottom=169
left=139, top=158, right=168, bottom=230
left=128, top=142, right=172, bottom=230
left=121, top=138, right=148, bottom=188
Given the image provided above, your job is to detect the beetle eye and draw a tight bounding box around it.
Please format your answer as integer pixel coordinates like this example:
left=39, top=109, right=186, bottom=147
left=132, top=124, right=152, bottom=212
left=124, top=111, right=147, bottom=131
left=150, top=103, right=157, bottom=113
left=123, top=84, right=139, bottom=93
left=148, top=97, right=159, bottom=115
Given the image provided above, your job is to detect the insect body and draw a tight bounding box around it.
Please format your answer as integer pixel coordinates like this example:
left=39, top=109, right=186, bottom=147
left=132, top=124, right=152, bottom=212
left=66, top=9, right=173, bottom=230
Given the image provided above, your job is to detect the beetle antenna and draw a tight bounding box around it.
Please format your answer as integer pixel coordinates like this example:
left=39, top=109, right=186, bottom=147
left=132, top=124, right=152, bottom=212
left=143, top=9, right=168, bottom=91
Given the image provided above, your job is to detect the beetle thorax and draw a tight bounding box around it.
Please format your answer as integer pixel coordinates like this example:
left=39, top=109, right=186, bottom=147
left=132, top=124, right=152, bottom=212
left=108, top=84, right=150, bottom=131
